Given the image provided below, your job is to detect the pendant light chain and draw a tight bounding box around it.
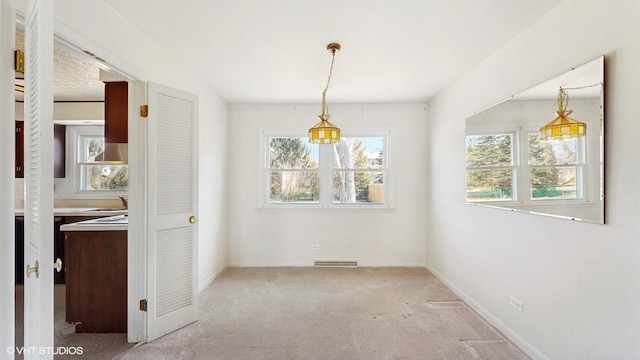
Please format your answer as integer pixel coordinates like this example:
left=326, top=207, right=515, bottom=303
left=561, top=82, right=603, bottom=91
left=557, top=82, right=603, bottom=112
left=557, top=87, right=568, bottom=112
left=321, top=50, right=337, bottom=116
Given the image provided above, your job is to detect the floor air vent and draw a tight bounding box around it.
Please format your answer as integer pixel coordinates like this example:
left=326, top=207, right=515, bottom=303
left=314, top=260, right=358, bottom=267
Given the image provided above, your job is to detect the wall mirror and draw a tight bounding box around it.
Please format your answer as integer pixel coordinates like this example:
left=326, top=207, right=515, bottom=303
left=465, top=56, right=604, bottom=224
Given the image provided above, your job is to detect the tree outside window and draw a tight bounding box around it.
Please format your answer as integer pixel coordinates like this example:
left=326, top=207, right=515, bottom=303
left=333, top=137, right=384, bottom=204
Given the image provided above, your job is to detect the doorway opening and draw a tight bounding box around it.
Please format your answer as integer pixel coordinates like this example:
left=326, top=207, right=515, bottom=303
left=13, top=19, right=142, bottom=357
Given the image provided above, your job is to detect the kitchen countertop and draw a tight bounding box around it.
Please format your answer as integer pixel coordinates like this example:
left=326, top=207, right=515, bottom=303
left=60, top=215, right=128, bottom=232
left=15, top=207, right=128, bottom=217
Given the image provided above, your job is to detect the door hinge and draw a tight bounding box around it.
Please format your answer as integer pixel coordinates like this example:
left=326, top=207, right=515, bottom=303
left=139, top=105, right=148, bottom=118
left=139, top=299, right=148, bottom=312
left=14, top=50, right=25, bottom=73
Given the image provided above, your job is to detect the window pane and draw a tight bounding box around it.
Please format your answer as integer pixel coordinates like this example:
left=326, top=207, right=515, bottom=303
left=465, top=134, right=512, bottom=167
left=465, top=169, right=513, bottom=201
left=334, top=137, right=384, bottom=169
left=80, top=165, right=128, bottom=191
left=529, top=133, right=579, bottom=165
left=530, top=166, right=578, bottom=199
left=333, top=171, right=384, bottom=204
left=269, top=137, right=318, bottom=169
left=268, top=171, right=319, bottom=203
left=79, top=136, right=105, bottom=163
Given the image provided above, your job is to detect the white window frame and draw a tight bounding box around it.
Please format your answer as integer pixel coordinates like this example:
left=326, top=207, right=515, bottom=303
left=465, top=129, right=520, bottom=204
left=524, top=129, right=587, bottom=203
left=56, top=125, right=128, bottom=198
left=260, top=129, right=390, bottom=209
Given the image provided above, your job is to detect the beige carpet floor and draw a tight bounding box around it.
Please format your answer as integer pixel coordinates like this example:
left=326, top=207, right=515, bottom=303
left=16, top=267, right=531, bottom=360
left=14, top=285, right=134, bottom=360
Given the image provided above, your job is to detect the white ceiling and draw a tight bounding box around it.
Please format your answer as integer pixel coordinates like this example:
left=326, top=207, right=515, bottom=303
left=15, top=28, right=105, bottom=102
left=101, top=0, right=562, bottom=104
left=17, top=1, right=565, bottom=104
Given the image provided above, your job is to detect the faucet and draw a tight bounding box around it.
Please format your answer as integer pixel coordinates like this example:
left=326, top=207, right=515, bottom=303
left=119, top=196, right=128, bottom=209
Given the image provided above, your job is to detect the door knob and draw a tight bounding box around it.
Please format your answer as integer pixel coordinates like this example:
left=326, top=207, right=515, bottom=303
left=189, top=215, right=197, bottom=224
left=26, top=260, right=39, bottom=279
left=54, top=258, right=62, bottom=272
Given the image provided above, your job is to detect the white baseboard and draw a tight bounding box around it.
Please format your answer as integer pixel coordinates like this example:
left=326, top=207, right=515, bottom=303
left=424, top=264, right=549, bottom=360
left=198, top=268, right=225, bottom=292
left=226, top=262, right=311, bottom=268
left=227, top=262, right=425, bottom=268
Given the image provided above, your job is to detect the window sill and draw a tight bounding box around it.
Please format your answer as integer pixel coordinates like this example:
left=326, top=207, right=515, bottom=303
left=257, top=204, right=396, bottom=213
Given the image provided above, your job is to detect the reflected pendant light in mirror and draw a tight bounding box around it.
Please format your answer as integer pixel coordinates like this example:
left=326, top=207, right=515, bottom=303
left=540, top=82, right=602, bottom=140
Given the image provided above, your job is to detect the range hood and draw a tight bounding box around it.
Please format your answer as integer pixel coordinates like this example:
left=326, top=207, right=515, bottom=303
left=95, top=143, right=128, bottom=164
left=96, top=80, right=128, bottom=164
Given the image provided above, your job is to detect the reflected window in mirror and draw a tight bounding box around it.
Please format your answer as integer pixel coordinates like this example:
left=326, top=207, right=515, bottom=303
left=528, top=133, right=585, bottom=200
left=464, top=56, right=604, bottom=224
left=465, top=132, right=517, bottom=202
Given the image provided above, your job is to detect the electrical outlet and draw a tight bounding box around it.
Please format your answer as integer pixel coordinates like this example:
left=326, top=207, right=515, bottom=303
left=311, top=244, right=320, bottom=250
left=510, top=296, right=523, bottom=311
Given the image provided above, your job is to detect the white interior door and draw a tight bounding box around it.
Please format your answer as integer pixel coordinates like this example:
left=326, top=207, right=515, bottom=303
left=0, top=0, right=16, bottom=356
left=22, top=0, right=55, bottom=358
left=145, top=82, right=199, bottom=341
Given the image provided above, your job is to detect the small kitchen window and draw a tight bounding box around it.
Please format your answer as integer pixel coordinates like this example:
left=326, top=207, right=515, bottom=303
left=63, top=126, right=129, bottom=194
left=75, top=130, right=128, bottom=192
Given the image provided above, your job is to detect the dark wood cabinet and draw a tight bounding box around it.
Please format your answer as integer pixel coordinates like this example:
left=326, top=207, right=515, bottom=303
left=52, top=216, right=103, bottom=285
left=15, top=120, right=66, bottom=178
left=15, top=217, right=24, bottom=285
left=64, top=230, right=127, bottom=333
left=104, top=81, right=128, bottom=143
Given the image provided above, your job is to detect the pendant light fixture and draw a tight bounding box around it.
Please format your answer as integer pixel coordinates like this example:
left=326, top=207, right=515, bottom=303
left=540, top=82, right=602, bottom=140
left=309, top=43, right=341, bottom=144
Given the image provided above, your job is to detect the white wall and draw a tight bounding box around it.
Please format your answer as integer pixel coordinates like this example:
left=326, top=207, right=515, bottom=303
left=426, top=1, right=639, bottom=359
left=48, top=0, right=229, bottom=287
left=228, top=103, right=427, bottom=267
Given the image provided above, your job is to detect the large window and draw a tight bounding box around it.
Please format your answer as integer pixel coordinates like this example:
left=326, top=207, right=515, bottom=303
left=265, top=133, right=388, bottom=207
left=77, top=135, right=128, bottom=192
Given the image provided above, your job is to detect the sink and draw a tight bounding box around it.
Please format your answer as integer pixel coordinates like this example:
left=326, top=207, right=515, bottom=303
left=94, top=215, right=128, bottom=223
left=78, top=214, right=128, bottom=225
left=90, top=208, right=127, bottom=211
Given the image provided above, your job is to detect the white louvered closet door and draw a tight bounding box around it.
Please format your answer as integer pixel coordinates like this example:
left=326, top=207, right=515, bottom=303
left=0, top=0, right=16, bottom=355
left=23, top=0, right=55, bottom=358
left=146, top=82, right=199, bottom=342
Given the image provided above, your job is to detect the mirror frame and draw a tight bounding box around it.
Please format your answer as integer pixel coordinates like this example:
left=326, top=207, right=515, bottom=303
left=465, top=56, right=604, bottom=224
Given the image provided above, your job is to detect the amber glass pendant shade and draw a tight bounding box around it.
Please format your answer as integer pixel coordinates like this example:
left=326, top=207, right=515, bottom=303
left=309, top=114, right=340, bottom=144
